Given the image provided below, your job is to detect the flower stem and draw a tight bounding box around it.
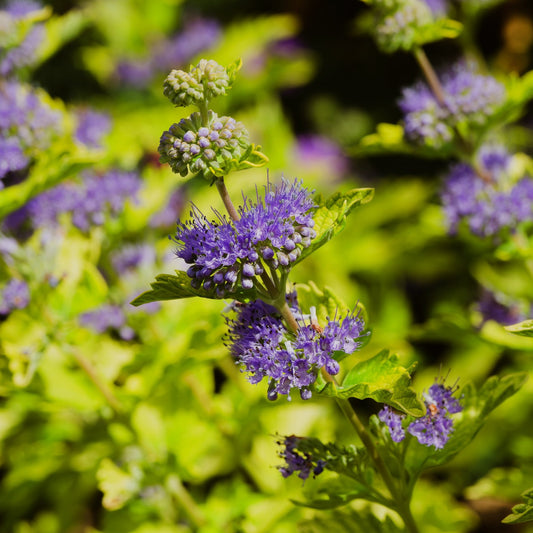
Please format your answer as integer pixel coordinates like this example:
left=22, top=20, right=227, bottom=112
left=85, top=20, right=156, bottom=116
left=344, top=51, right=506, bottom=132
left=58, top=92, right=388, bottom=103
left=215, top=177, right=240, bottom=221
left=69, top=347, right=123, bottom=414
left=166, top=474, right=207, bottom=528
left=320, top=368, right=420, bottom=533
left=412, top=47, right=494, bottom=184
left=413, top=47, right=446, bottom=106
left=280, top=300, right=300, bottom=333
left=199, top=100, right=209, bottom=127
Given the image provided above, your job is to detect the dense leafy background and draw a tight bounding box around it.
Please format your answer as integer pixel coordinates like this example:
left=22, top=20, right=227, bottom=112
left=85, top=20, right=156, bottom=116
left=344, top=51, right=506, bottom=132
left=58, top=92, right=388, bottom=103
left=1, top=0, right=533, bottom=532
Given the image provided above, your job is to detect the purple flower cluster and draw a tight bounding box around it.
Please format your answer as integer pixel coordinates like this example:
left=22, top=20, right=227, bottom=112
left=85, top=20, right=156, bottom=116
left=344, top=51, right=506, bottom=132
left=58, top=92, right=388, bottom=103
left=277, top=436, right=326, bottom=481
left=225, top=300, right=366, bottom=400
left=6, top=169, right=141, bottom=232
left=79, top=305, right=134, bottom=341
left=116, top=18, right=221, bottom=88
left=1, top=0, right=44, bottom=77
left=442, top=146, right=533, bottom=237
left=424, top=0, right=447, bottom=16
left=399, top=61, right=505, bottom=147
left=111, top=244, right=156, bottom=275
left=378, top=405, right=406, bottom=442
left=379, top=380, right=462, bottom=450
left=74, top=109, right=111, bottom=149
left=159, top=111, right=250, bottom=178
left=0, top=137, right=27, bottom=183
left=476, top=290, right=527, bottom=326
left=293, top=135, right=349, bottom=179
left=175, top=179, right=316, bottom=297
left=149, top=188, right=186, bottom=229
left=0, top=81, right=61, bottom=182
left=0, top=278, right=30, bottom=314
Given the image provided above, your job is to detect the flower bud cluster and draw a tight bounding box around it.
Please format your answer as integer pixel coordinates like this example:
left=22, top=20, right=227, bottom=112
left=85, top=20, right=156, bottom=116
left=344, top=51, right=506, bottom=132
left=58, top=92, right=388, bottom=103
left=441, top=146, right=533, bottom=237
left=225, top=299, right=366, bottom=401
left=277, top=436, right=326, bottom=481
left=159, top=111, right=250, bottom=178
left=379, top=379, right=462, bottom=449
left=374, top=0, right=434, bottom=53
left=399, top=61, right=506, bottom=148
left=175, top=179, right=316, bottom=297
left=163, top=59, right=230, bottom=108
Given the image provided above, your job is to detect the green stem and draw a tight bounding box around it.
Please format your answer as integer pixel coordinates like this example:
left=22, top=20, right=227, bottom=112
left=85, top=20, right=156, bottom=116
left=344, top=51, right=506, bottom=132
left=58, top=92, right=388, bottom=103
left=198, top=100, right=209, bottom=127
left=69, top=348, right=123, bottom=413
left=166, top=474, right=207, bottom=529
left=320, top=368, right=420, bottom=533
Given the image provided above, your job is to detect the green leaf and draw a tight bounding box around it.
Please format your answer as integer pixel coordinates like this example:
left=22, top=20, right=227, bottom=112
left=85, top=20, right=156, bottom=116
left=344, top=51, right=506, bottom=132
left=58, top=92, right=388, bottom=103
left=318, top=350, right=425, bottom=417
left=294, top=477, right=378, bottom=510
left=131, top=270, right=255, bottom=306
left=96, top=458, right=142, bottom=511
left=504, top=319, right=533, bottom=337
left=405, top=372, right=528, bottom=474
left=502, top=487, right=533, bottom=524
left=299, top=506, right=403, bottom=533
left=295, top=187, right=374, bottom=266
left=355, top=122, right=455, bottom=158
left=130, top=271, right=215, bottom=305
left=295, top=281, right=365, bottom=323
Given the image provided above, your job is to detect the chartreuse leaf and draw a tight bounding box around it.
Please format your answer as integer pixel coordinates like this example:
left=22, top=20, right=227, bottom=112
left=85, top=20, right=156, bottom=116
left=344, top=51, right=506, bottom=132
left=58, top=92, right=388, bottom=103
left=96, top=458, right=142, bottom=511
left=296, top=187, right=374, bottom=266
left=318, top=350, right=425, bottom=417
left=0, top=149, right=97, bottom=218
left=505, top=320, right=533, bottom=337
left=294, top=281, right=367, bottom=326
left=502, top=487, right=533, bottom=524
left=405, top=373, right=527, bottom=475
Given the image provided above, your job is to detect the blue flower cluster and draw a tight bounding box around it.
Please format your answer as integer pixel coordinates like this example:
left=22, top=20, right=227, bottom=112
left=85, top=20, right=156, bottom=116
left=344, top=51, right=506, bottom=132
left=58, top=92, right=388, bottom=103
left=5, top=169, right=141, bottom=233
left=116, top=18, right=221, bottom=88
left=0, top=81, right=61, bottom=183
left=74, top=109, right=111, bottom=149
left=225, top=300, right=366, bottom=401
left=1, top=0, right=44, bottom=77
left=277, top=436, right=326, bottom=481
left=111, top=244, right=156, bottom=276
left=79, top=305, right=135, bottom=341
left=476, top=290, right=528, bottom=326
left=399, top=61, right=505, bottom=147
left=175, top=179, right=316, bottom=297
left=0, top=278, right=30, bottom=314
left=441, top=146, right=533, bottom=237
left=379, top=380, right=462, bottom=449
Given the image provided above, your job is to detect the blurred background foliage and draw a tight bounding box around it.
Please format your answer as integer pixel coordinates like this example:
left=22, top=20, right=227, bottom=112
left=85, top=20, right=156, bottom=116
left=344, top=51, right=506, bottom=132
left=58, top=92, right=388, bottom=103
left=0, top=0, right=533, bottom=531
